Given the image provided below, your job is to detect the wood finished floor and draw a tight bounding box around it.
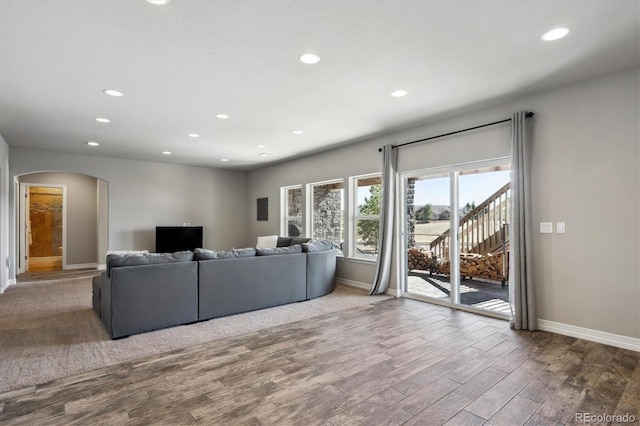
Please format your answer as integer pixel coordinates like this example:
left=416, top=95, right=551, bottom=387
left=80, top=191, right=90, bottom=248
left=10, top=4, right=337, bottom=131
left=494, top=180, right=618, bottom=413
left=0, top=297, right=638, bottom=425
left=25, top=256, right=62, bottom=273
left=16, top=268, right=100, bottom=282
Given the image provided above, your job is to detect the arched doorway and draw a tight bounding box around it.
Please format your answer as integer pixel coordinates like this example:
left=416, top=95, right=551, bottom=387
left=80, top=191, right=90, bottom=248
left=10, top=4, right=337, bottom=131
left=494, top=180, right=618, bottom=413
left=17, top=172, right=108, bottom=274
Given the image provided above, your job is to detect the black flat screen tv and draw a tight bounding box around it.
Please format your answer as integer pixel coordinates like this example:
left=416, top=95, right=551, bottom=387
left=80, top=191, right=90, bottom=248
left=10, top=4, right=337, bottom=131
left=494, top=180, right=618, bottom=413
left=155, top=226, right=203, bottom=253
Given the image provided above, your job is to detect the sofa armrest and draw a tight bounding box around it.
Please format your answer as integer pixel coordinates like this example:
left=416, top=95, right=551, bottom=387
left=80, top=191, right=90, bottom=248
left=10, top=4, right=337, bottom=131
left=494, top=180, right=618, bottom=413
left=102, top=261, right=198, bottom=339
left=306, top=248, right=336, bottom=299
left=99, top=272, right=112, bottom=336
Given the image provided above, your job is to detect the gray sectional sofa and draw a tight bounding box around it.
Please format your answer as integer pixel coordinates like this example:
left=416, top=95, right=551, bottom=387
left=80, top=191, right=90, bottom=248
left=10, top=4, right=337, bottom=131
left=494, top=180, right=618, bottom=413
left=92, top=238, right=336, bottom=339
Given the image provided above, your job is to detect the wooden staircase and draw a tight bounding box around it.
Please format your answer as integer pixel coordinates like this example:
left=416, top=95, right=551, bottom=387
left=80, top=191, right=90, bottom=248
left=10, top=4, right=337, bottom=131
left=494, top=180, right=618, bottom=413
left=430, top=183, right=511, bottom=259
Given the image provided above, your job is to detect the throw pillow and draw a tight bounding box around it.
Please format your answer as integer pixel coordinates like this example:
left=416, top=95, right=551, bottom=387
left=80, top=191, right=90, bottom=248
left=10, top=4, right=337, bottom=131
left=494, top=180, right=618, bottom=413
left=256, top=235, right=278, bottom=248
left=290, top=237, right=311, bottom=246
left=194, top=247, right=256, bottom=260
left=256, top=245, right=302, bottom=256
left=276, top=237, right=293, bottom=247
left=106, top=250, right=149, bottom=256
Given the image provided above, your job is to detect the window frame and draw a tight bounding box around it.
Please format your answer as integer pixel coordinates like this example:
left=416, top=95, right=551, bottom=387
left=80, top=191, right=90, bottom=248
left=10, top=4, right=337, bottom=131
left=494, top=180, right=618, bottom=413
left=280, top=184, right=303, bottom=237
left=349, top=173, right=382, bottom=261
left=306, top=178, right=345, bottom=256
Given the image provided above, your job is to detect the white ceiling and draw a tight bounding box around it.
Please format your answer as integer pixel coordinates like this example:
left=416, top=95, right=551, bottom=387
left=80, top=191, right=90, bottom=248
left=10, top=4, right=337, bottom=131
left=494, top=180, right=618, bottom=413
left=0, top=0, right=638, bottom=170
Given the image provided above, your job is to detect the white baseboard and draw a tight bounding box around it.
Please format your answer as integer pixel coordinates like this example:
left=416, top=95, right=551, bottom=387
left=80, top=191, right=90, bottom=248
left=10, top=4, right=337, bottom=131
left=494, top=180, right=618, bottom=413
left=98, top=263, right=106, bottom=271
left=1, top=278, right=16, bottom=294
left=538, top=319, right=640, bottom=352
left=335, top=278, right=398, bottom=297
left=65, top=263, right=99, bottom=271
left=336, top=278, right=371, bottom=292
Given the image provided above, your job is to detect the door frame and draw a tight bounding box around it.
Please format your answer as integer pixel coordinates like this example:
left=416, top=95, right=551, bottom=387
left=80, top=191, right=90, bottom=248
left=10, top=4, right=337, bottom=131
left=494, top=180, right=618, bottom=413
left=397, top=156, right=511, bottom=320
left=18, top=183, right=67, bottom=273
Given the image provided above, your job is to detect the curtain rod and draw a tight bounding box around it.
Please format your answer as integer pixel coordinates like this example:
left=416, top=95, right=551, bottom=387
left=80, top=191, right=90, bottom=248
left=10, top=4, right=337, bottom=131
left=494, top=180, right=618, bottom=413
left=378, top=111, right=534, bottom=152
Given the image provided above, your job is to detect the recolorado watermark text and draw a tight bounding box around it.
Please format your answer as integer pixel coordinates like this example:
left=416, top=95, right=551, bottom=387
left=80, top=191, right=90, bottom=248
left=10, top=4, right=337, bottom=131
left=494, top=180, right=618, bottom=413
left=575, top=412, right=636, bottom=424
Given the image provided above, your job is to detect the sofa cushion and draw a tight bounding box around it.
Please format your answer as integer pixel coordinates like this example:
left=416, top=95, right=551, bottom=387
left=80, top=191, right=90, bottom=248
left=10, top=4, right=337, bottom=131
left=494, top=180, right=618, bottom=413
left=194, top=247, right=256, bottom=260
left=302, top=239, right=335, bottom=252
left=256, top=245, right=302, bottom=256
left=106, top=250, right=194, bottom=277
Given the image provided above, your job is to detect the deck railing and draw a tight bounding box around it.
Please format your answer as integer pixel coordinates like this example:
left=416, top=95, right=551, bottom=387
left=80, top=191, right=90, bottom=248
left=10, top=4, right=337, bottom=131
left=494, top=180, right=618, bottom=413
left=430, top=183, right=511, bottom=258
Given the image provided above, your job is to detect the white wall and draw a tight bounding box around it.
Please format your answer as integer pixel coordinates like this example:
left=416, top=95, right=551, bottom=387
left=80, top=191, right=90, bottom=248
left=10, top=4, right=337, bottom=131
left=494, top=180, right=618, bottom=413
left=9, top=149, right=249, bottom=278
left=247, top=67, right=639, bottom=340
left=97, top=179, right=108, bottom=265
left=0, top=135, right=9, bottom=292
left=526, top=67, right=639, bottom=341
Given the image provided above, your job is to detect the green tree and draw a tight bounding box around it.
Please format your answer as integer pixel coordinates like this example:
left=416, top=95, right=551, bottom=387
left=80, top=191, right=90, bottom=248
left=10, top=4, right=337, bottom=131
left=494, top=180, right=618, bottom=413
left=417, top=204, right=432, bottom=222
left=357, top=185, right=381, bottom=250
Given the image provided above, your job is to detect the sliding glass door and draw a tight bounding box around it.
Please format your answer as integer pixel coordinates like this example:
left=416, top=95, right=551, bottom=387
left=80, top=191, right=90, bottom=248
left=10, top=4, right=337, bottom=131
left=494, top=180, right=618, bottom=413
left=407, top=173, right=452, bottom=302
left=457, top=166, right=511, bottom=314
left=403, top=160, right=511, bottom=318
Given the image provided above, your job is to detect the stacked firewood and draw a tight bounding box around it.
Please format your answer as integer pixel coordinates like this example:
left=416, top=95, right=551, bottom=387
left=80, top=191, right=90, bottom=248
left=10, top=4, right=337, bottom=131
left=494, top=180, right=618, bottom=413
left=407, top=248, right=441, bottom=273
left=408, top=248, right=507, bottom=281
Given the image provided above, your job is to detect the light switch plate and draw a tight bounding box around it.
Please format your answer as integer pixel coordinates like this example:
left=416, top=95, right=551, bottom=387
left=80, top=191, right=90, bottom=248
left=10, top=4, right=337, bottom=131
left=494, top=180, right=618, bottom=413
left=557, top=222, right=565, bottom=233
left=540, top=222, right=553, bottom=233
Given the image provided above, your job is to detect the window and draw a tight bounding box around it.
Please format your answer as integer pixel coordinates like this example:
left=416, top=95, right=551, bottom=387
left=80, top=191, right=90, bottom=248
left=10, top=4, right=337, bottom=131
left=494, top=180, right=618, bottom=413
left=308, top=179, right=344, bottom=255
left=352, top=175, right=381, bottom=260
left=281, top=185, right=303, bottom=237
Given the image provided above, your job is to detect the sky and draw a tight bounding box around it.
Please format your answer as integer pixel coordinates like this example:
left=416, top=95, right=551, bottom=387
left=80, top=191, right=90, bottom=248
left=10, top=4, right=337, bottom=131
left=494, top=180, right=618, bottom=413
left=413, top=170, right=511, bottom=207
left=356, top=170, right=511, bottom=208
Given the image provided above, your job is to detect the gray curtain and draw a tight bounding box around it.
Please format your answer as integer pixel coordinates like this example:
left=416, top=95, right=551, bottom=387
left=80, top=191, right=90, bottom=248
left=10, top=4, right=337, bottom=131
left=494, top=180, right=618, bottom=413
left=509, top=111, right=537, bottom=330
left=370, top=144, right=397, bottom=295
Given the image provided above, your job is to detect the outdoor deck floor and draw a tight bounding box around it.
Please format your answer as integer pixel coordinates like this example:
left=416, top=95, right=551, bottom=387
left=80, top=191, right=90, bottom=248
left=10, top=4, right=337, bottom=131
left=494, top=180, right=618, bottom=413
left=407, top=270, right=511, bottom=315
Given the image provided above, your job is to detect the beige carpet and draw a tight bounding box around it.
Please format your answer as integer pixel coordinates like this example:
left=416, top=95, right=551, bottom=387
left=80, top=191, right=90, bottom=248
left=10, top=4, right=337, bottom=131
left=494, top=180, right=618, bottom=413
left=0, top=276, right=390, bottom=394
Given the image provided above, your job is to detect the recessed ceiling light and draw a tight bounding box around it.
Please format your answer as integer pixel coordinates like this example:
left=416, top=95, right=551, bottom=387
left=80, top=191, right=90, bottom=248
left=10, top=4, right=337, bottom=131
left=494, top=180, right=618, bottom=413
left=86, top=141, right=99, bottom=147
left=215, top=114, right=229, bottom=119
left=147, top=0, right=170, bottom=4
left=95, top=117, right=110, bottom=123
left=300, top=53, right=320, bottom=64
left=541, top=27, right=570, bottom=41
left=221, top=158, right=230, bottom=162
left=188, top=133, right=199, bottom=138
left=292, top=130, right=304, bottom=135
left=391, top=90, right=408, bottom=97
left=257, top=145, right=266, bottom=148
left=103, top=89, right=123, bottom=97
left=162, top=151, right=172, bottom=155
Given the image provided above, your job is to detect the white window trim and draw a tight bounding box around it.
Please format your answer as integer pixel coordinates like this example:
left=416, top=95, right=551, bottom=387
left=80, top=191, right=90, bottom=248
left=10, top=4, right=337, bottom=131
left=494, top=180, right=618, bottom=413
left=306, top=178, right=344, bottom=256
left=280, top=184, right=302, bottom=237
left=349, top=173, right=381, bottom=261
